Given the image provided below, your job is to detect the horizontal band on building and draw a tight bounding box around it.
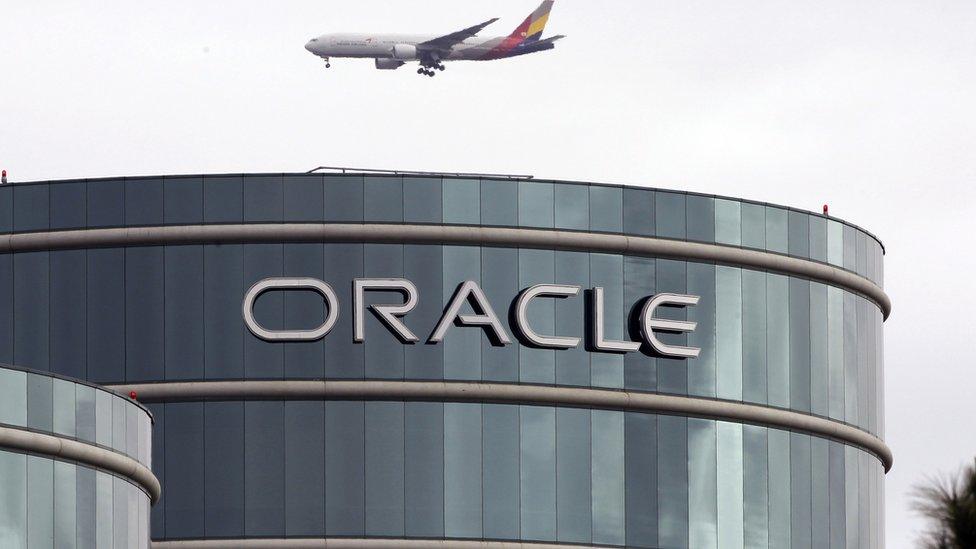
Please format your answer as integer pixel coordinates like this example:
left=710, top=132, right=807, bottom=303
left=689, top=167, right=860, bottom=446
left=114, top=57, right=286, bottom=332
left=0, top=423, right=161, bottom=503
left=108, top=380, right=893, bottom=472
left=0, top=223, right=891, bottom=319
left=152, top=537, right=619, bottom=548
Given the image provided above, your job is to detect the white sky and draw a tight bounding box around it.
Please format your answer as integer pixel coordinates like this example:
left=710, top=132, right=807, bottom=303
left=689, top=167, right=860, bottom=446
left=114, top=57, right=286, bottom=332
left=1, top=0, right=975, bottom=545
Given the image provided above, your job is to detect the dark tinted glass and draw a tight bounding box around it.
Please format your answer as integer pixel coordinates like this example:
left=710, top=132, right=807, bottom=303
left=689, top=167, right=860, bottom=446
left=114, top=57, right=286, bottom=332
left=743, top=425, right=768, bottom=546
left=556, top=407, right=590, bottom=543
left=554, top=184, right=588, bottom=230
left=657, top=416, right=688, bottom=547
left=765, top=207, right=788, bottom=254
left=0, top=186, right=11, bottom=232
left=164, top=177, right=203, bottom=224
left=364, top=176, right=403, bottom=222
left=655, top=192, right=686, bottom=239
left=14, top=252, right=49, bottom=370
left=324, top=176, right=364, bottom=222
left=790, top=278, right=811, bottom=412
left=204, top=402, right=244, bottom=536
left=520, top=406, right=556, bottom=540
left=325, top=402, right=365, bottom=535
left=481, top=180, right=518, bottom=226
left=50, top=181, right=86, bottom=229
left=519, top=181, right=554, bottom=228
left=166, top=246, right=205, bottom=380
left=623, top=188, right=655, bottom=236
left=403, top=177, right=442, bottom=223
left=87, top=180, right=123, bottom=227
left=204, top=245, right=243, bottom=379
left=741, top=203, right=765, bottom=249
left=483, top=404, right=519, bottom=539
left=590, top=186, right=623, bottom=233
left=442, top=178, right=479, bottom=224
left=13, top=184, right=49, bottom=231
left=686, top=195, right=715, bottom=243
left=244, top=175, right=283, bottom=222
left=789, top=211, right=810, bottom=258
left=444, top=403, right=481, bottom=537
left=51, top=252, right=86, bottom=375
left=283, top=175, right=324, bottom=222
left=125, top=247, right=164, bottom=381
left=88, top=249, right=123, bottom=382
left=625, top=412, right=657, bottom=547
left=404, top=402, right=444, bottom=537
left=741, top=270, right=767, bottom=405
left=165, top=403, right=204, bottom=538
left=365, top=402, right=405, bottom=535
left=592, top=410, right=625, bottom=545
left=244, top=401, right=284, bottom=535
left=284, top=401, right=325, bottom=535
left=125, top=178, right=163, bottom=225
left=809, top=216, right=828, bottom=263
left=26, top=374, right=53, bottom=430
left=204, top=176, right=243, bottom=223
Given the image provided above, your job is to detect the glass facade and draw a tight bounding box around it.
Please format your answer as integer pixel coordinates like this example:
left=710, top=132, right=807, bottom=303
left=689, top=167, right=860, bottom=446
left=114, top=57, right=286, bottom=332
left=0, top=365, right=153, bottom=548
left=143, top=403, right=885, bottom=547
left=0, top=244, right=886, bottom=437
left=0, top=175, right=885, bottom=285
left=0, top=175, right=887, bottom=547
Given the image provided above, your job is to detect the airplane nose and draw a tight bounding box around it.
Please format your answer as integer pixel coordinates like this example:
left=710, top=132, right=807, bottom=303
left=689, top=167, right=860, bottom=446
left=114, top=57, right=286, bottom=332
left=305, top=41, right=315, bottom=52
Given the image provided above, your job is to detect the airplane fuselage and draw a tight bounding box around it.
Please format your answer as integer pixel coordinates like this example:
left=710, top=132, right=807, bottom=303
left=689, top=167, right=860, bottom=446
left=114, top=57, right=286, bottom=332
left=306, top=33, right=528, bottom=62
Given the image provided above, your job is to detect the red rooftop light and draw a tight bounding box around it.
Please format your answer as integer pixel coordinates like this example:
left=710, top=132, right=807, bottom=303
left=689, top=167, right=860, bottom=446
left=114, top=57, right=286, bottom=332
left=129, top=390, right=138, bottom=400
left=823, top=204, right=829, bottom=216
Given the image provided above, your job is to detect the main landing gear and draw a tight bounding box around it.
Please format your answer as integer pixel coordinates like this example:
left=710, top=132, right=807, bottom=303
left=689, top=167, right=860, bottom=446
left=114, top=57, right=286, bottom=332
left=417, top=62, right=445, bottom=77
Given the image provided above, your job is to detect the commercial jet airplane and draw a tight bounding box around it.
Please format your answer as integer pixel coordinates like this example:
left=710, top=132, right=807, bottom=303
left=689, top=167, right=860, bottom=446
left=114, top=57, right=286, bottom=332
left=304, top=1, right=563, bottom=76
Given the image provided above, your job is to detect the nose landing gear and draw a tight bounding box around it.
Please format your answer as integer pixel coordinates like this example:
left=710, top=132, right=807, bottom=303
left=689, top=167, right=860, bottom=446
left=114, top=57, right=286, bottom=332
left=323, top=57, right=332, bottom=69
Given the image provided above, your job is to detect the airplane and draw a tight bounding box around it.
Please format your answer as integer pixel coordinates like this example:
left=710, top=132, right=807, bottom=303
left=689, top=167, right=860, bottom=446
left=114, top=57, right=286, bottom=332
left=304, top=1, right=564, bottom=77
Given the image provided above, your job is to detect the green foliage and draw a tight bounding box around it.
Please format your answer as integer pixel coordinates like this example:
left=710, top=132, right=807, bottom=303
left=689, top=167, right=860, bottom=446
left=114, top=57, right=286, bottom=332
left=912, top=458, right=976, bottom=548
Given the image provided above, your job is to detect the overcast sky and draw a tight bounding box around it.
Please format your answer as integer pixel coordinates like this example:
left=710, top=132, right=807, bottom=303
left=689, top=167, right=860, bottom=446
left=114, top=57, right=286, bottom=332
left=2, top=0, right=974, bottom=545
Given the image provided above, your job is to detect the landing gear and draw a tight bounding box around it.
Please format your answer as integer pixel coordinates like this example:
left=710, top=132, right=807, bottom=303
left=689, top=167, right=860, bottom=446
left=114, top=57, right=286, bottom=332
left=417, top=61, right=445, bottom=77
left=323, top=57, right=332, bottom=69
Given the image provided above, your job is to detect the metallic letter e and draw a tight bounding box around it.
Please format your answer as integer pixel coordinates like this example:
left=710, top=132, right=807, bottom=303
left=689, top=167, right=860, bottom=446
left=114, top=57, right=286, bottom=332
left=640, top=293, right=701, bottom=358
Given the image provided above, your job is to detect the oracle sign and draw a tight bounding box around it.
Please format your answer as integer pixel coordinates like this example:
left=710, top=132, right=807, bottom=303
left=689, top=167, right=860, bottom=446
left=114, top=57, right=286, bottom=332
left=243, top=278, right=701, bottom=359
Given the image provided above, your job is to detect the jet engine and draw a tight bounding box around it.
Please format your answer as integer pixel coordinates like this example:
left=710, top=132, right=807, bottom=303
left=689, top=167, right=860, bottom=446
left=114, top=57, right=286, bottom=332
left=391, top=44, right=418, bottom=61
left=375, top=59, right=405, bottom=70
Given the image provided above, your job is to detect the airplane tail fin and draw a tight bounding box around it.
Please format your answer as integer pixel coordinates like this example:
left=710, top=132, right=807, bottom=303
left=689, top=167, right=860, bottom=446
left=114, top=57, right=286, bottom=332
left=508, top=0, right=555, bottom=45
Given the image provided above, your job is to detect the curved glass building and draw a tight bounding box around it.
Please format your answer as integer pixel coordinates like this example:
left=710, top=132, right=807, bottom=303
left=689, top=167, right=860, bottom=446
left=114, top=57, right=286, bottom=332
left=0, top=173, right=889, bottom=548
left=0, top=364, right=156, bottom=548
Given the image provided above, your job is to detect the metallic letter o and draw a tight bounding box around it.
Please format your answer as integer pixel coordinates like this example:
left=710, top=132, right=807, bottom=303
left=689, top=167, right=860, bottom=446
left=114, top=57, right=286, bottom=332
left=243, top=278, right=340, bottom=342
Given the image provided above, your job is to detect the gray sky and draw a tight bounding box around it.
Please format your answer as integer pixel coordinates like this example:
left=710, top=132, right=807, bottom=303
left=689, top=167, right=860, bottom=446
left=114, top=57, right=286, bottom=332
left=2, top=0, right=974, bottom=545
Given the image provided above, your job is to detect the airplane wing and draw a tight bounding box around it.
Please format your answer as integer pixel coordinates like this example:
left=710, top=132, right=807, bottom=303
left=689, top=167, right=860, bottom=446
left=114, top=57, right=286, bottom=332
left=418, top=18, right=499, bottom=53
